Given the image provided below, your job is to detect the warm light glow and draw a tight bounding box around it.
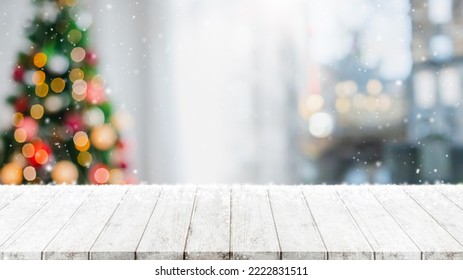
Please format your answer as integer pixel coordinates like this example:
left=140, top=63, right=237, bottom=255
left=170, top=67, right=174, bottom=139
left=14, top=128, right=27, bottom=143
left=22, top=143, right=35, bottom=158
left=306, top=94, right=325, bottom=112
left=73, top=131, right=89, bottom=147
left=32, top=71, right=46, bottom=85
left=77, top=151, right=93, bottom=167
left=70, top=47, right=86, bottom=63
left=109, top=169, right=125, bottom=184
left=72, top=79, right=87, bottom=96
left=91, top=75, right=105, bottom=90
left=23, top=166, right=37, bottom=181
left=94, top=167, right=110, bottom=184
left=12, top=113, right=24, bottom=127
left=69, top=68, right=84, bottom=82
left=30, top=104, right=45, bottom=120
left=366, top=79, right=383, bottom=95
left=34, top=149, right=49, bottom=165
left=33, top=52, right=47, bottom=68
left=35, top=83, right=49, bottom=97
left=51, top=78, right=66, bottom=93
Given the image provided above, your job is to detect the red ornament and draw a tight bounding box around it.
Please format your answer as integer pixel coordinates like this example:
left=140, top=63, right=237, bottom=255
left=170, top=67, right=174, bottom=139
left=85, top=51, right=98, bottom=66
left=13, top=65, right=25, bottom=82
left=14, top=96, right=29, bottom=113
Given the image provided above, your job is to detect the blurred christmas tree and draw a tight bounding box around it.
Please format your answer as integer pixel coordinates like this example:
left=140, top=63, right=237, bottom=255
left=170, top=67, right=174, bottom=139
left=0, top=0, right=131, bottom=185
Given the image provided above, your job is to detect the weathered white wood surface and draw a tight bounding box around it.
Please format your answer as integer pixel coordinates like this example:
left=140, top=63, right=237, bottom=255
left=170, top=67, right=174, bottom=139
left=90, top=186, right=161, bottom=260
left=268, top=186, right=326, bottom=260
left=231, top=185, right=280, bottom=260
left=136, top=185, right=197, bottom=260
left=43, top=187, right=128, bottom=260
left=337, top=187, right=421, bottom=259
left=0, top=187, right=93, bottom=260
left=0, top=187, right=59, bottom=249
left=0, top=185, right=463, bottom=260
left=371, top=187, right=463, bottom=260
left=184, top=186, right=230, bottom=260
left=302, top=186, right=373, bottom=260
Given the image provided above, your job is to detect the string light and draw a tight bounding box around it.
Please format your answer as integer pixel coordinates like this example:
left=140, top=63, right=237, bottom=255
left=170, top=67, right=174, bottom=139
left=23, top=166, right=37, bottom=181
left=34, top=149, right=49, bottom=165
left=69, top=68, right=84, bottom=82
left=33, top=52, right=47, bottom=68
left=22, top=143, right=35, bottom=158
left=70, top=47, right=86, bottom=62
left=35, top=83, right=49, bottom=97
left=51, top=78, right=66, bottom=93
left=32, top=70, right=46, bottom=85
left=14, top=128, right=27, bottom=143
left=77, top=151, right=93, bottom=167
left=30, top=104, right=45, bottom=120
left=12, top=113, right=24, bottom=127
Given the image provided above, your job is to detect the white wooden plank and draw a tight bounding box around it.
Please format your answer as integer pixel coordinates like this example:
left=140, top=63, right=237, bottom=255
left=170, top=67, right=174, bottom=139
left=268, top=186, right=326, bottom=260
left=136, top=185, right=197, bottom=260
left=302, top=186, right=373, bottom=260
left=231, top=185, right=280, bottom=260
left=42, top=186, right=128, bottom=260
left=0, top=187, right=59, bottom=248
left=405, top=186, right=463, bottom=248
left=437, top=185, right=463, bottom=209
left=0, top=186, right=25, bottom=211
left=337, top=187, right=421, bottom=260
left=0, top=187, right=94, bottom=260
left=184, top=186, right=230, bottom=260
left=90, top=186, right=162, bottom=260
left=371, top=187, right=463, bottom=260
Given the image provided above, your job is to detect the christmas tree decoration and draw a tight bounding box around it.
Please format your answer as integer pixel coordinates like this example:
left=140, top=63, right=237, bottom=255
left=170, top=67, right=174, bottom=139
left=0, top=0, right=132, bottom=185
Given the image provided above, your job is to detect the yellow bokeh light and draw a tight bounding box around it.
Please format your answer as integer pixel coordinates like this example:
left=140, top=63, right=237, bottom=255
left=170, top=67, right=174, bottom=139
left=306, top=94, right=325, bottom=112
left=35, top=83, right=49, bottom=97
left=70, top=47, right=86, bottom=63
left=33, top=52, right=47, bottom=68
left=30, top=104, right=45, bottom=120
left=75, top=140, right=90, bottom=152
left=12, top=112, right=24, bottom=127
left=32, top=71, right=46, bottom=85
left=335, top=98, right=351, bottom=114
left=109, top=169, right=125, bottom=184
left=51, top=78, right=66, bottom=93
left=69, top=68, right=84, bottom=82
left=65, top=0, right=78, bottom=7
left=367, top=79, right=383, bottom=95
left=22, top=143, right=36, bottom=158
left=77, top=151, right=93, bottom=167
left=73, top=131, right=89, bottom=147
left=23, top=166, right=37, bottom=181
left=14, top=128, right=27, bottom=143
left=34, top=149, right=49, bottom=165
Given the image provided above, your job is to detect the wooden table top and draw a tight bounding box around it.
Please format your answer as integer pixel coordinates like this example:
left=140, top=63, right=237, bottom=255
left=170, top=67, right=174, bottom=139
left=0, top=185, right=462, bottom=260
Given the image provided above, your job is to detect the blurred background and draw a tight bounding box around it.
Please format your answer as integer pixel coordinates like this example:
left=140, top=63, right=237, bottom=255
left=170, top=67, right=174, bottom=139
left=1, top=0, right=463, bottom=184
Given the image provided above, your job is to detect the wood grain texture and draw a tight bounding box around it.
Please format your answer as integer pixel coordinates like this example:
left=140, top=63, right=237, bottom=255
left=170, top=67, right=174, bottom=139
left=0, top=187, right=94, bottom=260
left=371, top=186, right=463, bottom=260
left=90, top=186, right=161, bottom=260
left=230, top=185, right=280, bottom=260
left=42, top=186, right=128, bottom=260
left=405, top=186, right=463, bottom=247
left=337, top=187, right=421, bottom=259
left=0, top=186, right=24, bottom=211
left=268, top=186, right=326, bottom=260
left=0, top=187, right=59, bottom=250
left=302, top=186, right=373, bottom=260
left=136, top=185, right=197, bottom=260
left=184, top=186, right=230, bottom=260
